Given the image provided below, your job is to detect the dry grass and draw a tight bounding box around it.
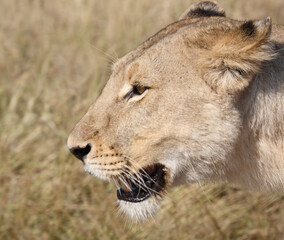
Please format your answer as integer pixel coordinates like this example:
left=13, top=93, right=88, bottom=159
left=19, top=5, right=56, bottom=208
left=0, top=0, right=284, bottom=239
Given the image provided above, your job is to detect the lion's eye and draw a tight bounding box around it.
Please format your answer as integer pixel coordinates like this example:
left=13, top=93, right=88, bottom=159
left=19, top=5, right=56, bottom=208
left=133, top=85, right=147, bottom=95
left=124, top=85, right=148, bottom=100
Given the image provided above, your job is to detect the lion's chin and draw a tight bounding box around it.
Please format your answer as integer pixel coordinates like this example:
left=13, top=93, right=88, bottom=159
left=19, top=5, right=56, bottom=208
left=118, top=196, right=162, bottom=221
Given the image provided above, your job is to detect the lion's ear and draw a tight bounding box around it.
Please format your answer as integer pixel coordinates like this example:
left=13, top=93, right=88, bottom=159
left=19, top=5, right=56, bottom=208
left=191, top=17, right=275, bottom=94
left=179, top=1, right=225, bottom=20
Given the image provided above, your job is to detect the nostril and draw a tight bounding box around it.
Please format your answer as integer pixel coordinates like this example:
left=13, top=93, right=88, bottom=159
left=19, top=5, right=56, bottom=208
left=69, top=144, right=91, bottom=161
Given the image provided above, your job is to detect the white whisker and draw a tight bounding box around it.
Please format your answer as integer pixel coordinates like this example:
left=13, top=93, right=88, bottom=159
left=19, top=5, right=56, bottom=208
left=120, top=166, right=149, bottom=192
left=122, top=159, right=167, bottom=198
left=89, top=44, right=118, bottom=63
left=118, top=175, right=131, bottom=191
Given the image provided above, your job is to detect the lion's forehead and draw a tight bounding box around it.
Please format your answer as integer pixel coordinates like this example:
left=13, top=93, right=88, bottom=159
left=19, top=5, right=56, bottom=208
left=111, top=17, right=236, bottom=76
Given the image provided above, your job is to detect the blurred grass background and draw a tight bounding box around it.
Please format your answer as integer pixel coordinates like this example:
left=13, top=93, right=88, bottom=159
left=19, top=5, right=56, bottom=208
left=0, top=0, right=284, bottom=239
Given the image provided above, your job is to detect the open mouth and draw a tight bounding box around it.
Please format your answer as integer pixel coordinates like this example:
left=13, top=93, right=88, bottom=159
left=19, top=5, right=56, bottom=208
left=116, top=164, right=167, bottom=203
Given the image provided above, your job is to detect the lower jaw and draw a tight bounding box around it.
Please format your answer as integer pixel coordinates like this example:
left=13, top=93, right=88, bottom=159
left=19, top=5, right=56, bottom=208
left=117, top=189, right=151, bottom=202
left=118, top=195, right=162, bottom=221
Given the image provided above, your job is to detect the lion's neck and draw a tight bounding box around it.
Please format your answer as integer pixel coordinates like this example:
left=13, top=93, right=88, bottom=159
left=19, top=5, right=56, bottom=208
left=229, top=58, right=284, bottom=192
left=229, top=132, right=284, bottom=192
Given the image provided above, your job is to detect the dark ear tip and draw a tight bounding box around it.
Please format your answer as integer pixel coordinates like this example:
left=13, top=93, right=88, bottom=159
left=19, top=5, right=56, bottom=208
left=241, top=17, right=272, bottom=38
left=241, top=20, right=256, bottom=37
left=182, top=1, right=226, bottom=19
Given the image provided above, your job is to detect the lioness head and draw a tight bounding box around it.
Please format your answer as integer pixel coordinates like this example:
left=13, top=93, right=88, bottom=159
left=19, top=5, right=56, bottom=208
left=68, top=1, right=275, bottom=220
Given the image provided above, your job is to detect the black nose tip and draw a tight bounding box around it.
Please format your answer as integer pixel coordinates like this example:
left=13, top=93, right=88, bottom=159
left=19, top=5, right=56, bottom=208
left=69, top=144, right=91, bottom=161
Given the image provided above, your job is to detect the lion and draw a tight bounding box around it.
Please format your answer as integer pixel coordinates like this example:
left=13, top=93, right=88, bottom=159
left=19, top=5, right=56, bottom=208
left=67, top=1, right=284, bottom=221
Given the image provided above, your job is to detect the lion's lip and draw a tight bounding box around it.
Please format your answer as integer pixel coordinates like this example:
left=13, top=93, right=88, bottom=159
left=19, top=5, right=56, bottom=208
left=116, top=164, right=166, bottom=203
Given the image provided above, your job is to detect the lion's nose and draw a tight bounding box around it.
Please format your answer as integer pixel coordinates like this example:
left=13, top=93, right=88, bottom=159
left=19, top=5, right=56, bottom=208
left=69, top=144, right=91, bottom=161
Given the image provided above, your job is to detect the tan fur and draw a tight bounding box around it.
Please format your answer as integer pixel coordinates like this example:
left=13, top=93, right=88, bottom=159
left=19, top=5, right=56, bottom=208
left=68, top=1, right=284, bottom=220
